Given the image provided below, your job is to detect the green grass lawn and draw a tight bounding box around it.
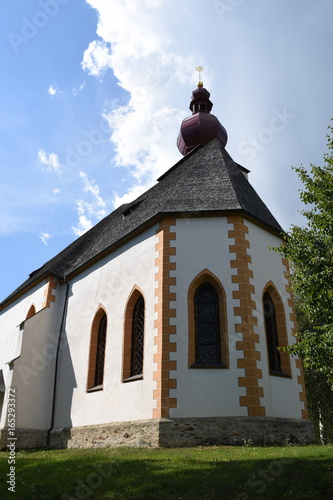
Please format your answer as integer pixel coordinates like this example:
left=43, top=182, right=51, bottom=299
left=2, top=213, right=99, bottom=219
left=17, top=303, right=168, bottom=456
left=0, top=445, right=332, bottom=499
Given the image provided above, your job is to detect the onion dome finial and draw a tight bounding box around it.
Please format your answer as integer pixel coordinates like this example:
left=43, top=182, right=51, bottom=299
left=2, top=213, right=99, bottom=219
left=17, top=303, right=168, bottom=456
left=176, top=69, right=228, bottom=156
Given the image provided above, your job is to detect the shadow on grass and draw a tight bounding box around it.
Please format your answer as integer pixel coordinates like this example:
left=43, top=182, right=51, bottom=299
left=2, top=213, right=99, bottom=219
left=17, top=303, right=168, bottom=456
left=0, top=447, right=332, bottom=500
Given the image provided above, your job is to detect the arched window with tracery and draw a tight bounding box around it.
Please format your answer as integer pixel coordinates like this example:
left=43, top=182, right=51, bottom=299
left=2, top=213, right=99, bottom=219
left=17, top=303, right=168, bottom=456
left=123, top=288, right=145, bottom=381
left=195, top=282, right=221, bottom=365
left=131, top=296, right=145, bottom=377
left=263, top=292, right=281, bottom=373
left=188, top=270, right=228, bottom=368
left=263, top=284, right=292, bottom=377
left=87, top=309, right=107, bottom=391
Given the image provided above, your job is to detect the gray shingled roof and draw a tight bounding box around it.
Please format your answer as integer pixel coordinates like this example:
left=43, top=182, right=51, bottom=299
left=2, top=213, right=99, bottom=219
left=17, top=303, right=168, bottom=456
left=1, top=138, right=283, bottom=308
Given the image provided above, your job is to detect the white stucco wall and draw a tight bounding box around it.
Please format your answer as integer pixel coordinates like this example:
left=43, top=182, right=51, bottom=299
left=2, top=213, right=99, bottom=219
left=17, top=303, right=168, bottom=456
left=168, top=217, right=304, bottom=420
left=168, top=217, right=247, bottom=418
left=11, top=286, right=67, bottom=429
left=0, top=279, right=49, bottom=367
left=53, top=225, right=159, bottom=428
left=0, top=278, right=59, bottom=428
left=246, top=221, right=304, bottom=419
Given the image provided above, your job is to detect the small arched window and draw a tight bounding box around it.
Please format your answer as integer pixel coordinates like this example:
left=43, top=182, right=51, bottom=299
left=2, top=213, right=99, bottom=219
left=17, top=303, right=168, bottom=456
left=123, top=289, right=145, bottom=381
left=87, top=309, right=107, bottom=391
left=263, top=292, right=281, bottom=373
left=131, top=296, right=145, bottom=377
left=262, top=284, right=292, bottom=377
left=94, top=314, right=107, bottom=387
left=194, top=282, right=221, bottom=365
left=188, top=271, right=228, bottom=369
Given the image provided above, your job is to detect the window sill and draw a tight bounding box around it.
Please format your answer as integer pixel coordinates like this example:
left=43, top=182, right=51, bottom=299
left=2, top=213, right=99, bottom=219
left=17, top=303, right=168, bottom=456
left=269, top=370, right=292, bottom=379
left=190, top=364, right=228, bottom=369
left=86, top=384, right=103, bottom=393
left=123, top=374, right=143, bottom=383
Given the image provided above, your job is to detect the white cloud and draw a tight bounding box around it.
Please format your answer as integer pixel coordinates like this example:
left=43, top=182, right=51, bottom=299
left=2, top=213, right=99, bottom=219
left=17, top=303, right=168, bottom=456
left=72, top=171, right=108, bottom=237
left=113, top=182, right=153, bottom=209
left=72, top=81, right=86, bottom=96
left=48, top=85, right=58, bottom=96
left=38, top=149, right=61, bottom=174
left=40, top=232, right=51, bottom=246
left=82, top=0, right=208, bottom=206
left=52, top=188, right=61, bottom=195
left=81, top=40, right=113, bottom=78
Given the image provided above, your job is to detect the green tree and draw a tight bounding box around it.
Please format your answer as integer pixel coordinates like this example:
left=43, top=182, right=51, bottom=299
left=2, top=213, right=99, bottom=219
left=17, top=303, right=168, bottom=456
left=296, top=305, right=333, bottom=443
left=276, top=121, right=333, bottom=387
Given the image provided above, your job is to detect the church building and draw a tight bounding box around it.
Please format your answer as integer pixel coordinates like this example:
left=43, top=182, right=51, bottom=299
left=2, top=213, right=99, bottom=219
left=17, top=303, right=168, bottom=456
left=0, top=80, right=314, bottom=448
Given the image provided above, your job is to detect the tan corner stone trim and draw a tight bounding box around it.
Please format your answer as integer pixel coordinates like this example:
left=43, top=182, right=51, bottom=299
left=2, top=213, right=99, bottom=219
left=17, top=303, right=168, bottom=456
left=228, top=216, right=266, bottom=417
left=295, top=358, right=309, bottom=419
left=42, top=275, right=58, bottom=308
left=263, top=281, right=292, bottom=376
left=188, top=269, right=229, bottom=368
left=281, top=258, right=309, bottom=419
left=153, top=219, right=177, bottom=418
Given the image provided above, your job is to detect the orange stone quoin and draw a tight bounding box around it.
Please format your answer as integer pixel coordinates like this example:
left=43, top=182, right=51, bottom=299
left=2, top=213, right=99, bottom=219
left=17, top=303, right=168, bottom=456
left=42, top=275, right=58, bottom=309
left=153, top=219, right=177, bottom=418
left=228, top=216, right=266, bottom=417
left=282, top=257, right=309, bottom=419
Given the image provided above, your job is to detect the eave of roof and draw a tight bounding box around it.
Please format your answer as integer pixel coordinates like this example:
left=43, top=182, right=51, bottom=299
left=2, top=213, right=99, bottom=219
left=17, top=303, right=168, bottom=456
left=0, top=138, right=284, bottom=310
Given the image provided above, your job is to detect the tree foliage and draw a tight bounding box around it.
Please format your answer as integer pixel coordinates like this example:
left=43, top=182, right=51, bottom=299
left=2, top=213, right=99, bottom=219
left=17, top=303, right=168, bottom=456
left=296, top=305, right=333, bottom=442
left=276, top=121, right=333, bottom=387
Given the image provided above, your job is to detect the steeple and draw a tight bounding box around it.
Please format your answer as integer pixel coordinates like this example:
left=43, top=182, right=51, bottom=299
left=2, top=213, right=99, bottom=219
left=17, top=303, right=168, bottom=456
left=177, top=70, right=228, bottom=156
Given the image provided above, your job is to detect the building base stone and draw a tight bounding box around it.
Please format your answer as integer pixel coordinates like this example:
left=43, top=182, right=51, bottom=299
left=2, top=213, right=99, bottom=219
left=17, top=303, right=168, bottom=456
left=158, top=416, right=315, bottom=447
left=0, top=416, right=315, bottom=450
left=49, top=419, right=160, bottom=449
left=0, top=428, right=48, bottom=450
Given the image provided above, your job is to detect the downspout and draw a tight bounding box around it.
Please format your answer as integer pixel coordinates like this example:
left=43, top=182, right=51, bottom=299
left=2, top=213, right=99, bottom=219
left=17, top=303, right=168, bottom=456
left=47, top=281, right=70, bottom=447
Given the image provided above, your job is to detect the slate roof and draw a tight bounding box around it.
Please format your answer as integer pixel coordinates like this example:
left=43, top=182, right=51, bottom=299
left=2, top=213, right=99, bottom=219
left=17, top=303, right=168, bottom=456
left=1, top=138, right=283, bottom=308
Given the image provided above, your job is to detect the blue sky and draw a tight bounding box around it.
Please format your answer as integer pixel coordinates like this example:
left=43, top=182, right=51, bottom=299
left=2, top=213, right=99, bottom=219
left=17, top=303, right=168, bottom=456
left=1, top=0, right=332, bottom=302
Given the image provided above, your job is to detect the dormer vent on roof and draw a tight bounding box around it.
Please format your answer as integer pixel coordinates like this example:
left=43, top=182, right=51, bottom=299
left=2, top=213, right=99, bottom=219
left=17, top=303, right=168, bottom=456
left=177, top=82, right=228, bottom=156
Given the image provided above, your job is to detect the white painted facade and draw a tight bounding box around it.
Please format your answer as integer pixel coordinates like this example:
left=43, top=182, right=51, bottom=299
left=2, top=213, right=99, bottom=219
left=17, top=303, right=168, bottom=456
left=246, top=220, right=304, bottom=419
left=0, top=214, right=309, bottom=446
left=0, top=278, right=62, bottom=428
left=168, top=217, right=304, bottom=420
left=53, top=225, right=159, bottom=428
left=168, top=217, right=246, bottom=418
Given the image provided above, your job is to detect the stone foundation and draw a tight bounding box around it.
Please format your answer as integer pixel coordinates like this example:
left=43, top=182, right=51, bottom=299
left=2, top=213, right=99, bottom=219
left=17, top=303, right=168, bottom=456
left=49, top=419, right=160, bottom=449
left=0, top=428, right=48, bottom=450
left=1, top=416, right=315, bottom=450
left=158, top=416, right=315, bottom=447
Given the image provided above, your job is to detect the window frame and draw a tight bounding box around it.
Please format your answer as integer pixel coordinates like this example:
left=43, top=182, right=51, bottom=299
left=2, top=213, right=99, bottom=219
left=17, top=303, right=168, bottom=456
left=122, top=287, right=145, bottom=382
left=194, top=281, right=222, bottom=366
left=188, top=270, right=228, bottom=369
left=262, top=283, right=292, bottom=378
left=86, top=308, right=108, bottom=392
left=130, top=295, right=145, bottom=378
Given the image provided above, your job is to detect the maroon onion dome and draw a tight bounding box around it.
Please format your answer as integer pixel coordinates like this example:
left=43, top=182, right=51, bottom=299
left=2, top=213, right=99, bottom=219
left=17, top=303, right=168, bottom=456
left=177, top=82, right=228, bottom=156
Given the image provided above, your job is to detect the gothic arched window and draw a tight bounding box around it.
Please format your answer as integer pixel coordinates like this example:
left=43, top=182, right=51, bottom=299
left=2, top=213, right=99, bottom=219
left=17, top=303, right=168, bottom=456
left=131, top=296, right=145, bottom=377
left=188, top=271, right=228, bottom=369
left=94, top=313, right=107, bottom=387
left=263, top=291, right=282, bottom=373
left=87, top=309, right=107, bottom=391
left=194, top=282, right=221, bottom=365
left=123, top=289, right=145, bottom=381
